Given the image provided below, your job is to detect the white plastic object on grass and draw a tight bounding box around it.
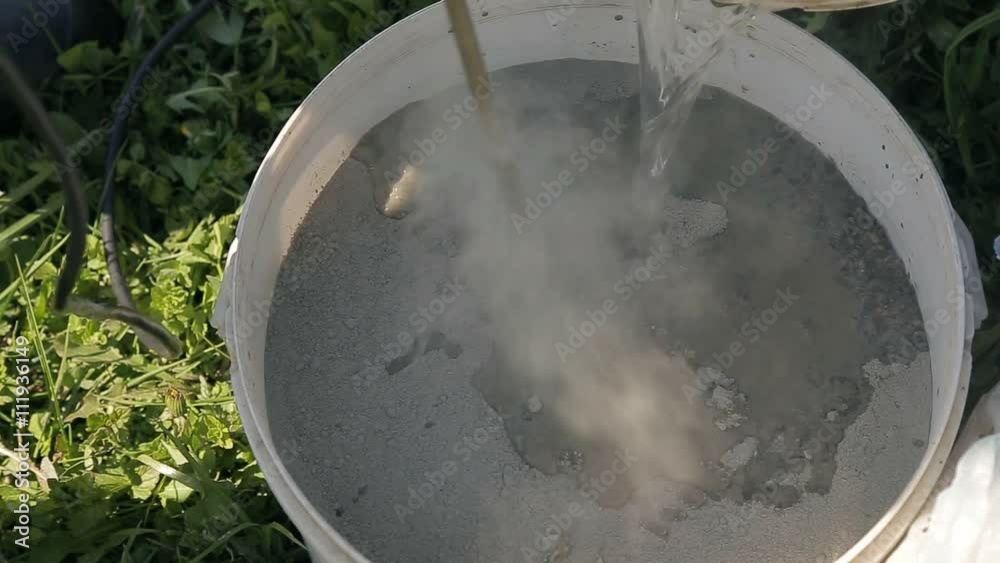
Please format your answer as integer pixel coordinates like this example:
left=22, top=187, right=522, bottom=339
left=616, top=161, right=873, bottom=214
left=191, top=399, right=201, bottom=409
left=952, top=210, right=988, bottom=329
left=915, top=435, right=1000, bottom=562
left=890, top=384, right=1000, bottom=562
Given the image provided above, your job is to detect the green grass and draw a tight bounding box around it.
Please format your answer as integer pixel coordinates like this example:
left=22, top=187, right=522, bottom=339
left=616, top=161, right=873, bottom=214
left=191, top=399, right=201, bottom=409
left=0, top=1, right=998, bottom=561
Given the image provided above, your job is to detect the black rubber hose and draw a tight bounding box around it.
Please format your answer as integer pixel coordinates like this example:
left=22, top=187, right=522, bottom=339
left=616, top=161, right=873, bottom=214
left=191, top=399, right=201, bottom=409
left=0, top=51, right=89, bottom=311
left=100, top=0, right=218, bottom=309
left=0, top=1, right=221, bottom=358
left=0, top=51, right=184, bottom=358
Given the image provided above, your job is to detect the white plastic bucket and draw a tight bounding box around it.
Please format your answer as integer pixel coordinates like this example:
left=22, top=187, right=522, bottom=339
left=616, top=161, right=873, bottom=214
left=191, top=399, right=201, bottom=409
left=212, top=1, right=978, bottom=561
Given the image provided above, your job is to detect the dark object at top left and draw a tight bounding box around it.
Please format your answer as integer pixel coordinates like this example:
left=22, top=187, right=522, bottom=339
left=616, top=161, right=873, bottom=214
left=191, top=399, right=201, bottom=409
left=0, top=0, right=123, bottom=122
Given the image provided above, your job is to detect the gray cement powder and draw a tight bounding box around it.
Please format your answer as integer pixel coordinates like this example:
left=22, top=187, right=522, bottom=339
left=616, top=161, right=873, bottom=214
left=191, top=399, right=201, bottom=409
left=264, top=61, right=931, bottom=563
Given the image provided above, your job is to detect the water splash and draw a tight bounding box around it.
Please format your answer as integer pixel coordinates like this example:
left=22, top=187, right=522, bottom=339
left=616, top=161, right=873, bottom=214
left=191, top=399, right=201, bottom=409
left=634, top=0, right=753, bottom=186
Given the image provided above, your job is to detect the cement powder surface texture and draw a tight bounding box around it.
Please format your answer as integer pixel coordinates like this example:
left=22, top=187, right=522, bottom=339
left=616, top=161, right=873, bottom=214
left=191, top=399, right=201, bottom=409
left=264, top=61, right=931, bottom=563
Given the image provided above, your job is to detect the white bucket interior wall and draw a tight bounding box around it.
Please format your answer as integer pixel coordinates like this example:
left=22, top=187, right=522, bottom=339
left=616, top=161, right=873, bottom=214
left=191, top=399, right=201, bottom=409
left=222, top=1, right=967, bottom=560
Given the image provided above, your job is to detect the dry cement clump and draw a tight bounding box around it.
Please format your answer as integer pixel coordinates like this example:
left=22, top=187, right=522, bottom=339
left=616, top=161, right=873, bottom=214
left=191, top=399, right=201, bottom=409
left=697, top=366, right=747, bottom=431
left=721, top=437, right=759, bottom=472
left=660, top=196, right=729, bottom=246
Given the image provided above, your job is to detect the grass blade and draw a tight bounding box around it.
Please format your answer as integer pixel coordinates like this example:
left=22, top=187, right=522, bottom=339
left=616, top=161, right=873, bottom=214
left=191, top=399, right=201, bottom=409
left=16, top=256, right=66, bottom=442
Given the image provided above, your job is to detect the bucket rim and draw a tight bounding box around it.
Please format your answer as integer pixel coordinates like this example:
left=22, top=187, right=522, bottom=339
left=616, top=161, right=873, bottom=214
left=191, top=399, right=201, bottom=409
left=221, top=2, right=969, bottom=561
